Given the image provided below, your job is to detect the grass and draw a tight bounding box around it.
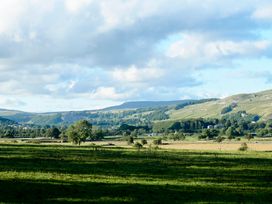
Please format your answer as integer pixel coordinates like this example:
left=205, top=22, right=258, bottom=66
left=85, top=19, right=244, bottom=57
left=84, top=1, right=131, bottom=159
left=0, top=144, right=271, bottom=203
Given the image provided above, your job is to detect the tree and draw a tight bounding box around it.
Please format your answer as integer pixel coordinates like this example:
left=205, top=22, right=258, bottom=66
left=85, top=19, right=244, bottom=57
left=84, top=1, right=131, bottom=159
left=221, top=106, right=232, bottom=114
left=226, top=127, right=237, bottom=138
left=67, top=120, right=92, bottom=145
left=127, top=136, right=134, bottom=145
left=60, top=132, right=68, bottom=143
left=141, top=139, right=147, bottom=145
left=201, top=129, right=219, bottom=139
left=239, top=143, right=248, bottom=151
left=46, top=127, right=61, bottom=139
left=131, top=129, right=138, bottom=138
left=4, top=128, right=15, bottom=138
left=93, top=129, right=104, bottom=140
left=169, top=122, right=182, bottom=131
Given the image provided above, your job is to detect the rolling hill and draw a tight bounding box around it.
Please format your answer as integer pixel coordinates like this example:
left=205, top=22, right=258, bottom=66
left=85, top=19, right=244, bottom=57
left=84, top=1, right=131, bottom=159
left=169, top=89, right=272, bottom=121
left=0, top=99, right=216, bottom=126
left=102, top=100, right=200, bottom=110
left=0, top=89, right=272, bottom=126
left=0, top=116, right=17, bottom=125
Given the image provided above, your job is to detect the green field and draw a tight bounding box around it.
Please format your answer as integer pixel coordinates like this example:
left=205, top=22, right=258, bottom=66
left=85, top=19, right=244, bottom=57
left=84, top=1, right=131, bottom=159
left=0, top=144, right=271, bottom=203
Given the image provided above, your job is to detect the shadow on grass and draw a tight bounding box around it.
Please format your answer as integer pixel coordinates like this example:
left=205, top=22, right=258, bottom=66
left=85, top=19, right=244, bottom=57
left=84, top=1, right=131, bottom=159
left=0, top=144, right=271, bottom=203
left=0, top=179, right=271, bottom=203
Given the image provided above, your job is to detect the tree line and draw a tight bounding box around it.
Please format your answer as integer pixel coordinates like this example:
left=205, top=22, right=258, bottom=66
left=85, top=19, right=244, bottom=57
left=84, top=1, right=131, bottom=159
left=1, top=111, right=272, bottom=145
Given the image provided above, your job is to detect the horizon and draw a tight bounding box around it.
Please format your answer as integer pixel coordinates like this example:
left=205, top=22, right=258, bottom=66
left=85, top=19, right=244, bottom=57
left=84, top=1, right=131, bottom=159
left=1, top=0, right=272, bottom=112
left=2, top=88, right=271, bottom=113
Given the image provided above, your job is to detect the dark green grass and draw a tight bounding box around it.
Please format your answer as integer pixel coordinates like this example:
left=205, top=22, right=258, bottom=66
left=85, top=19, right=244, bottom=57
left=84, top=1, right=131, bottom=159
left=0, top=144, right=271, bottom=203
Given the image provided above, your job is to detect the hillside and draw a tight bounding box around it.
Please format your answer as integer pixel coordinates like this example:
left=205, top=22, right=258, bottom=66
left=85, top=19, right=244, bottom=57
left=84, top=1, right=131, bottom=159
left=0, top=99, right=215, bottom=126
left=169, top=89, right=272, bottom=120
left=0, top=116, right=17, bottom=125
left=102, top=100, right=199, bottom=111
left=0, top=89, right=271, bottom=126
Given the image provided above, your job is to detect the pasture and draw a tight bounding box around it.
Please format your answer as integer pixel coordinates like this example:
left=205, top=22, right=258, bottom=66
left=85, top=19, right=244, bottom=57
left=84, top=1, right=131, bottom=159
left=0, top=144, right=271, bottom=203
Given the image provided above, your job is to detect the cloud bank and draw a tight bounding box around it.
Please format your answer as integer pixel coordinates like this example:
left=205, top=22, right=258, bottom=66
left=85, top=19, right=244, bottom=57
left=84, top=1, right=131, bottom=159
left=0, top=0, right=272, bottom=111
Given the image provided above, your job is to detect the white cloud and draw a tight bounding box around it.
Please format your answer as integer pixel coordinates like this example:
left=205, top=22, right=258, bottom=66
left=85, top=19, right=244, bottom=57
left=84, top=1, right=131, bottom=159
left=166, top=34, right=271, bottom=60
left=98, top=0, right=161, bottom=32
left=90, top=87, right=133, bottom=100
left=252, top=6, right=272, bottom=20
left=0, top=0, right=27, bottom=34
left=112, top=66, right=164, bottom=83
left=0, top=0, right=271, bottom=111
left=65, top=0, right=93, bottom=13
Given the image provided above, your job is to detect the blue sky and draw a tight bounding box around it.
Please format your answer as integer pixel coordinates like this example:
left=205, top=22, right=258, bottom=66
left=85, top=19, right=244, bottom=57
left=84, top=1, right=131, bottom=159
left=0, top=0, right=272, bottom=112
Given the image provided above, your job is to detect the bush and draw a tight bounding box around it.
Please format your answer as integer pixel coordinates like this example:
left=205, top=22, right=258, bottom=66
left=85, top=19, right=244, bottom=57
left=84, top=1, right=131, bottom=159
left=134, top=142, right=143, bottom=150
left=221, top=106, right=233, bottom=114
left=200, top=129, right=219, bottom=139
left=169, top=132, right=186, bottom=141
left=148, top=144, right=159, bottom=151
left=141, top=139, right=147, bottom=145
left=245, top=134, right=254, bottom=141
left=26, top=140, right=40, bottom=144
left=153, top=138, right=162, bottom=145
left=239, top=143, right=248, bottom=151
left=198, top=134, right=207, bottom=140
left=215, top=136, right=225, bottom=143
left=227, top=135, right=234, bottom=140
left=127, top=136, right=134, bottom=145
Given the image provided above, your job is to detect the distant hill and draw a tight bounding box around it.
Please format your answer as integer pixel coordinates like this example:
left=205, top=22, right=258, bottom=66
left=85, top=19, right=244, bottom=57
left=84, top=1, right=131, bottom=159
left=0, top=116, right=17, bottom=125
left=0, top=99, right=217, bottom=126
left=102, top=99, right=214, bottom=111
left=169, top=89, right=272, bottom=121
left=0, top=89, right=272, bottom=126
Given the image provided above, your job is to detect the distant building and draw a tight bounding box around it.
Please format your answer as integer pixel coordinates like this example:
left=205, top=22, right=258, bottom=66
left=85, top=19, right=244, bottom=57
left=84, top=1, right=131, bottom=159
left=241, top=113, right=247, bottom=117
left=147, top=133, right=158, bottom=137
left=207, top=125, right=214, bottom=129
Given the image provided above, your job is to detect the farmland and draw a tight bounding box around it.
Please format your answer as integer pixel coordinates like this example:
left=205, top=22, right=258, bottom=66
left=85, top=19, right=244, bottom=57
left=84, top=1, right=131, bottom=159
left=0, top=143, right=271, bottom=203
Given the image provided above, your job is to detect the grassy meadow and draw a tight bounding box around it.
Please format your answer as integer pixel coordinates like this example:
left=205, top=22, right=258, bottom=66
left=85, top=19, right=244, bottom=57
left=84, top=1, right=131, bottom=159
left=0, top=144, right=271, bottom=203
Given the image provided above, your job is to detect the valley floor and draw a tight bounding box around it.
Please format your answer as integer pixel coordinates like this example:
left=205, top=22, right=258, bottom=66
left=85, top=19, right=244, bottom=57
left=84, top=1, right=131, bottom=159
left=0, top=144, right=271, bottom=203
left=88, top=140, right=272, bottom=151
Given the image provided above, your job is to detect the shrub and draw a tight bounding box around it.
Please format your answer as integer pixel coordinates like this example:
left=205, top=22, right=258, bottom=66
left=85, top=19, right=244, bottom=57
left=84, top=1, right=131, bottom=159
left=141, top=139, right=147, bottom=145
left=153, top=138, right=162, bottom=145
left=201, top=129, right=219, bottom=139
left=134, top=142, right=143, bottom=150
left=221, top=106, right=233, bottom=114
left=169, top=132, right=186, bottom=141
left=215, top=136, right=225, bottom=143
left=198, top=134, right=207, bottom=140
left=127, top=136, right=134, bottom=145
left=227, top=135, right=234, bottom=140
left=239, top=143, right=248, bottom=151
left=245, top=134, right=254, bottom=141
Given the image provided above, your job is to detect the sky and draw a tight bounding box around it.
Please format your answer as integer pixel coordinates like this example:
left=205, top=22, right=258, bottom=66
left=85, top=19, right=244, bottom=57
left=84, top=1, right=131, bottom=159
left=0, top=0, right=272, bottom=112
